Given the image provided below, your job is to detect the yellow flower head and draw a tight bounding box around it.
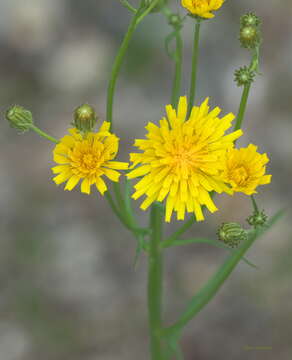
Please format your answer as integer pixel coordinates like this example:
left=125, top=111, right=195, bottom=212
left=127, top=96, right=243, bottom=222
left=181, top=0, right=224, bottom=19
left=52, top=121, right=128, bottom=195
left=222, top=144, right=271, bottom=195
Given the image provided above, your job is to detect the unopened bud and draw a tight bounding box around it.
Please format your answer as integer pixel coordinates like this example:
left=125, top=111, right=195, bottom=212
left=73, top=104, right=97, bottom=133
left=5, top=105, right=33, bottom=132
left=218, top=222, right=247, bottom=248
left=168, top=14, right=181, bottom=27
left=247, top=210, right=268, bottom=228
left=240, top=13, right=260, bottom=28
left=234, top=66, right=255, bottom=86
left=240, top=25, right=260, bottom=49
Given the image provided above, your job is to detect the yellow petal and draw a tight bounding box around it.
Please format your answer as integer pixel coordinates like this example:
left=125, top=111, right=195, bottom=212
left=81, top=178, right=91, bottom=194
left=65, top=175, right=80, bottom=191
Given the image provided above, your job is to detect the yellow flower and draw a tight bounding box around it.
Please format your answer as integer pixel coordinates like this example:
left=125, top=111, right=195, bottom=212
left=127, top=96, right=243, bottom=222
left=52, top=122, right=128, bottom=195
left=222, top=144, right=272, bottom=195
left=181, top=0, right=224, bottom=19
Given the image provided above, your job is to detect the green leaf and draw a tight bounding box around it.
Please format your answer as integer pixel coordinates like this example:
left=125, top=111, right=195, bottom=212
left=162, top=237, right=258, bottom=269
left=160, top=209, right=285, bottom=338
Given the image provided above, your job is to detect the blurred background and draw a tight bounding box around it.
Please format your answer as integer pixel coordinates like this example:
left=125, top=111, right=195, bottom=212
left=0, top=0, right=291, bottom=359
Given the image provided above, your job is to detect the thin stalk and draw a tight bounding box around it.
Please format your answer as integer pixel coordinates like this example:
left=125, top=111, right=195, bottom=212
left=137, top=0, right=160, bottom=25
left=233, top=82, right=251, bottom=132
left=148, top=203, right=164, bottom=360
left=251, top=195, right=259, bottom=213
left=188, top=20, right=201, bottom=115
left=113, top=182, right=126, bottom=214
left=120, top=0, right=137, bottom=13
left=106, top=0, right=160, bottom=128
left=105, top=190, right=149, bottom=236
left=171, top=30, right=183, bottom=108
left=105, top=191, right=128, bottom=226
left=30, top=125, right=59, bottom=144
left=106, top=8, right=140, bottom=129
left=164, top=215, right=195, bottom=243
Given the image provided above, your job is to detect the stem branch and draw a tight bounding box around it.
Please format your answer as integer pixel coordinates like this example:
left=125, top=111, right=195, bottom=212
left=30, top=125, right=59, bottom=144
left=148, top=203, right=164, bottom=359
left=188, top=20, right=201, bottom=115
left=171, top=30, right=183, bottom=108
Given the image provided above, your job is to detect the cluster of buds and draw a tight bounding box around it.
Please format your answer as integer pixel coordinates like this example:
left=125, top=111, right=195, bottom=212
left=239, top=12, right=261, bottom=49
left=217, top=222, right=248, bottom=248
left=247, top=209, right=268, bottom=228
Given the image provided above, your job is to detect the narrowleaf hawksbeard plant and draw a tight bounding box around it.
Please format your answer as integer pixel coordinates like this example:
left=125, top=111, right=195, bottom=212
left=5, top=1, right=281, bottom=359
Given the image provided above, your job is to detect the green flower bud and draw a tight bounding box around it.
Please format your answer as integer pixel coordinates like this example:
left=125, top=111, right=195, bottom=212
left=218, top=222, right=247, bottom=248
left=234, top=66, right=255, bottom=87
left=5, top=105, right=33, bottom=132
left=73, top=104, right=97, bottom=133
left=145, top=0, right=168, bottom=13
left=239, top=25, right=260, bottom=49
left=168, top=14, right=181, bottom=28
left=240, top=13, right=261, bottom=28
left=247, top=210, right=268, bottom=228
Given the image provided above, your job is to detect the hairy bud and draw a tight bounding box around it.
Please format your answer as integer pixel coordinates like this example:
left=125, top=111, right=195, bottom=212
left=247, top=210, right=268, bottom=228
left=73, top=104, right=97, bottom=133
left=240, top=12, right=261, bottom=28
left=240, top=25, right=260, bottom=49
left=234, top=66, right=255, bottom=86
left=218, top=222, right=248, bottom=248
left=5, top=105, right=33, bottom=133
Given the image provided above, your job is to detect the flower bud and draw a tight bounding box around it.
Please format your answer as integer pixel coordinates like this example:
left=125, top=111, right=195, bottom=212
left=218, top=222, right=247, bottom=248
left=239, top=25, right=260, bottom=49
left=73, top=104, right=97, bottom=133
left=145, top=0, right=168, bottom=13
left=240, top=13, right=260, bottom=28
left=5, top=105, right=33, bottom=132
left=234, top=66, right=255, bottom=87
left=168, top=14, right=181, bottom=28
left=247, top=210, right=268, bottom=228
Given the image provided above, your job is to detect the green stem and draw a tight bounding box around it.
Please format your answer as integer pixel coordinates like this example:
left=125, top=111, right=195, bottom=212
left=233, top=82, right=251, bottom=132
left=106, top=8, right=140, bottom=128
left=160, top=210, right=284, bottom=337
left=30, top=125, right=59, bottom=144
left=137, top=0, right=160, bottom=25
left=171, top=30, right=183, bottom=108
left=105, top=191, right=127, bottom=225
left=251, top=195, right=259, bottom=213
left=188, top=20, right=201, bottom=115
left=120, top=0, right=137, bottom=13
left=113, top=183, right=126, bottom=214
left=148, top=203, right=164, bottom=360
left=106, top=0, right=160, bottom=128
left=105, top=190, right=149, bottom=236
left=164, top=215, right=195, bottom=243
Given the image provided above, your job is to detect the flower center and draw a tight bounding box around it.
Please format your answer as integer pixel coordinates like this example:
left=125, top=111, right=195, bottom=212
left=170, top=146, right=196, bottom=176
left=192, top=0, right=210, bottom=7
left=82, top=153, right=95, bottom=167
left=232, top=166, right=249, bottom=186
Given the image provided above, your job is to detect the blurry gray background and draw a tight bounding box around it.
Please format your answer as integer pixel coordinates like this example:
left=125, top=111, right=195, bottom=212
left=0, top=0, right=291, bottom=359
